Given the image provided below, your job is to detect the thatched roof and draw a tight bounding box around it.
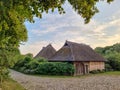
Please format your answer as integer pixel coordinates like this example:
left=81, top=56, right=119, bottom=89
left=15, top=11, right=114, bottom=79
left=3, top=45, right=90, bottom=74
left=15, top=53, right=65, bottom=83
left=34, top=44, right=56, bottom=59
left=49, top=41, right=105, bottom=62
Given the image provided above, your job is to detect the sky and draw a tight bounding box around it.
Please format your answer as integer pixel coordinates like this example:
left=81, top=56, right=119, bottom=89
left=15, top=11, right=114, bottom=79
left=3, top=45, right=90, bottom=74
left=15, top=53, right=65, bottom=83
left=20, top=0, right=120, bottom=56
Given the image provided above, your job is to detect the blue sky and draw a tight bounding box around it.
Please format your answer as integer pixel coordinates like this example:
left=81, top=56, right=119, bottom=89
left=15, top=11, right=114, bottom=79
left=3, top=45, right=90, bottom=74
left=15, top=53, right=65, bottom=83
left=20, top=0, right=120, bottom=56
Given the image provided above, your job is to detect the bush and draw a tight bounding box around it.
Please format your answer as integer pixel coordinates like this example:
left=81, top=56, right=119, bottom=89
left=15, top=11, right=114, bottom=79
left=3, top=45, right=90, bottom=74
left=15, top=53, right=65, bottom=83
left=107, top=60, right=120, bottom=71
left=31, top=62, right=74, bottom=75
left=19, top=67, right=26, bottom=72
left=103, top=52, right=120, bottom=71
left=105, top=64, right=113, bottom=71
left=14, top=57, right=31, bottom=69
left=13, top=56, right=75, bottom=76
left=35, top=57, right=47, bottom=62
left=27, top=60, right=39, bottom=69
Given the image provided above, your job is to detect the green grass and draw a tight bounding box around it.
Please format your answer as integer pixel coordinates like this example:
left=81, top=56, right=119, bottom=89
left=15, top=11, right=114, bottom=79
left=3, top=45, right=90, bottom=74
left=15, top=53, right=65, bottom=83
left=1, top=78, right=26, bottom=90
left=98, top=71, right=120, bottom=75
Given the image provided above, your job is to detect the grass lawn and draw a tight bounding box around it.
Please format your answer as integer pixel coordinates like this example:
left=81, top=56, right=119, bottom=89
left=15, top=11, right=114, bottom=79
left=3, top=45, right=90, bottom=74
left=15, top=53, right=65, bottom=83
left=1, top=78, right=26, bottom=90
left=99, top=71, right=120, bottom=75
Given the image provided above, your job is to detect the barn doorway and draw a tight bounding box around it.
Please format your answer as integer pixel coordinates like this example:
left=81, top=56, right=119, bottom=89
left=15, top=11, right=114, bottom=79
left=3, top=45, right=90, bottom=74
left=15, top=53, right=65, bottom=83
left=84, top=65, right=89, bottom=74
left=74, top=62, right=89, bottom=75
left=75, top=62, right=84, bottom=75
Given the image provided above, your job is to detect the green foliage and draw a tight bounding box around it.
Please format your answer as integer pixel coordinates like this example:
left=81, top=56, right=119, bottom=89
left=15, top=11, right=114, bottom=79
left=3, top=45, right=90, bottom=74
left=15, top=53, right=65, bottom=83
left=68, top=0, right=113, bottom=23
left=105, top=53, right=120, bottom=71
left=27, top=60, right=39, bottom=69
left=105, top=64, right=112, bottom=71
left=95, top=43, right=120, bottom=71
left=95, top=43, right=120, bottom=55
left=68, top=0, right=99, bottom=23
left=94, top=47, right=105, bottom=55
left=35, top=62, right=75, bottom=75
left=13, top=55, right=33, bottom=71
left=2, top=78, right=26, bottom=90
left=13, top=55, right=75, bottom=75
left=35, top=57, right=47, bottom=62
left=0, top=48, right=20, bottom=86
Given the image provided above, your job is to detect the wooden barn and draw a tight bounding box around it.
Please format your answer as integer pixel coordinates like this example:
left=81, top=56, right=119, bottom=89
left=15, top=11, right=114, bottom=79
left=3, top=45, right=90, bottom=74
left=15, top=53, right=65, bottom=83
left=34, top=44, right=56, bottom=59
left=49, top=41, right=105, bottom=75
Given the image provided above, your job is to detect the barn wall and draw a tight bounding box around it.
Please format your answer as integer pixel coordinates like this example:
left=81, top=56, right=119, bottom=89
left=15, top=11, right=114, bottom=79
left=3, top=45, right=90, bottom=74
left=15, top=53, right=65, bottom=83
left=73, top=62, right=84, bottom=75
left=73, top=62, right=90, bottom=75
left=73, top=61, right=105, bottom=75
left=89, top=61, right=105, bottom=71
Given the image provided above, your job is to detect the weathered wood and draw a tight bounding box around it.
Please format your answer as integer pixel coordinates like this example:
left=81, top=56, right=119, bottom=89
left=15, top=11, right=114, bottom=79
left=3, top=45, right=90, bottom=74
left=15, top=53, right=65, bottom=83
left=74, top=61, right=105, bottom=75
left=89, top=61, right=105, bottom=71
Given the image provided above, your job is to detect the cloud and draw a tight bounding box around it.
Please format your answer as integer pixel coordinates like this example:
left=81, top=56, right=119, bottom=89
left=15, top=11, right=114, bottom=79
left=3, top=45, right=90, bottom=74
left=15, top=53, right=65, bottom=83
left=20, top=0, right=120, bottom=56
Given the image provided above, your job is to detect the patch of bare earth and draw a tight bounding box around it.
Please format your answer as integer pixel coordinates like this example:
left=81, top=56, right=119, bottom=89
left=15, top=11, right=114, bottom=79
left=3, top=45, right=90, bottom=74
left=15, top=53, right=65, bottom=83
left=10, top=70, right=120, bottom=90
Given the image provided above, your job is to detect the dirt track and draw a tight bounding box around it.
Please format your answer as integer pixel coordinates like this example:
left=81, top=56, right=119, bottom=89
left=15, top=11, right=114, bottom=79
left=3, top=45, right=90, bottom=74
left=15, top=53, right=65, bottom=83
left=10, top=70, right=120, bottom=90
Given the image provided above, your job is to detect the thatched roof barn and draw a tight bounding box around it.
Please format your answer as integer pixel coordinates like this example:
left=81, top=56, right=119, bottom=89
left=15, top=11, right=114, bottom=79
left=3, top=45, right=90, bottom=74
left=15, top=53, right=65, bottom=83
left=34, top=44, right=56, bottom=59
left=49, top=41, right=105, bottom=75
left=49, top=41, right=105, bottom=61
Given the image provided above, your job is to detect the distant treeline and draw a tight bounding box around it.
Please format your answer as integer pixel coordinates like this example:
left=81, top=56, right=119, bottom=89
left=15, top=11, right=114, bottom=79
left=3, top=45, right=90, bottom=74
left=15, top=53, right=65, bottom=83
left=95, top=43, right=120, bottom=71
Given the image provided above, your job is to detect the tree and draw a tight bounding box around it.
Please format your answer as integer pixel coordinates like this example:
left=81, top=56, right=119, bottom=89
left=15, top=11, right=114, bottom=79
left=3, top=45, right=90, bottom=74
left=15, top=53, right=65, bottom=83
left=95, top=43, right=120, bottom=71
left=105, top=52, right=120, bottom=71
left=0, top=0, right=114, bottom=86
left=0, top=47, right=20, bottom=87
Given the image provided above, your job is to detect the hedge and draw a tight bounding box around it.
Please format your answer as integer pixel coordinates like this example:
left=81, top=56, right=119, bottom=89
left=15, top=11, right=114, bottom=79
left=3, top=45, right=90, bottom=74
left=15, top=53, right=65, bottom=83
left=13, top=58, right=75, bottom=75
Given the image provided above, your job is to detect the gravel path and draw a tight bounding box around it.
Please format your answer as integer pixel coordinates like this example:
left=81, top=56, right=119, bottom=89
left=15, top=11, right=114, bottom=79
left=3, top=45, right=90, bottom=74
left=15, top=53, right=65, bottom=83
left=10, top=70, right=120, bottom=90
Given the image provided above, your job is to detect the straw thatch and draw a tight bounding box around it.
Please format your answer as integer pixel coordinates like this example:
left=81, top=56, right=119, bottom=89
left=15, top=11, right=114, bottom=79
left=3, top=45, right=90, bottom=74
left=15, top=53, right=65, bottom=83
left=34, top=44, right=56, bottom=59
left=49, top=41, right=105, bottom=62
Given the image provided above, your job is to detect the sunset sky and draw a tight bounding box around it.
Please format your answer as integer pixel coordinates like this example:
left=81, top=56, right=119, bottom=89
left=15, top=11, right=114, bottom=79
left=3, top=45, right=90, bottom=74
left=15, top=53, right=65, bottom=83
left=20, top=0, right=120, bottom=56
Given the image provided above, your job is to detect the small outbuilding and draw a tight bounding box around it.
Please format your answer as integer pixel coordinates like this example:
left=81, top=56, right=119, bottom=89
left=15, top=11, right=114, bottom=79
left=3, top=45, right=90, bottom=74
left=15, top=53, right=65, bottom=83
left=34, top=44, right=56, bottom=59
left=49, top=41, right=105, bottom=75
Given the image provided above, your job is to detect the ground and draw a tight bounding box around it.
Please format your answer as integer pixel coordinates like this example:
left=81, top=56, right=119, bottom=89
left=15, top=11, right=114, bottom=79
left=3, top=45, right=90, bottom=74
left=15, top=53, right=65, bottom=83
left=10, top=70, right=120, bottom=90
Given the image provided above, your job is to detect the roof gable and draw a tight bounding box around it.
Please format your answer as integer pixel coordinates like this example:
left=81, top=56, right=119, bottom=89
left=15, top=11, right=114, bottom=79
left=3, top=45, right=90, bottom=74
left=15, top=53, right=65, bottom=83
left=34, top=44, right=56, bottom=59
left=49, top=41, right=105, bottom=61
left=49, top=45, right=73, bottom=61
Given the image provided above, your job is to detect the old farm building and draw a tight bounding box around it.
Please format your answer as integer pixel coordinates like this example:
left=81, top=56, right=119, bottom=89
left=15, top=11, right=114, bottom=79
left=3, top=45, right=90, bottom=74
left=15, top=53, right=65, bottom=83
left=49, top=41, right=105, bottom=75
left=34, top=44, right=56, bottom=59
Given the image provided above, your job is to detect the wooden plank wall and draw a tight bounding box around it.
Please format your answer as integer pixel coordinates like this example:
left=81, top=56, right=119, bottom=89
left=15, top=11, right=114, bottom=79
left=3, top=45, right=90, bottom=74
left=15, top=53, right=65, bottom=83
left=89, top=61, right=105, bottom=71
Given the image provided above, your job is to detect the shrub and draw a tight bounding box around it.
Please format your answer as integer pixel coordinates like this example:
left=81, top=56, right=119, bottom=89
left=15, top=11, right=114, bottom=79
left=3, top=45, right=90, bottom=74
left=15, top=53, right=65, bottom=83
left=35, top=57, right=47, bottom=62
left=27, top=60, right=39, bottom=69
left=13, top=57, right=75, bottom=76
left=19, top=67, right=26, bottom=72
left=106, top=59, right=120, bottom=71
left=35, top=62, right=75, bottom=75
left=13, top=53, right=75, bottom=75
left=105, top=64, right=113, bottom=71
left=104, top=52, right=120, bottom=71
